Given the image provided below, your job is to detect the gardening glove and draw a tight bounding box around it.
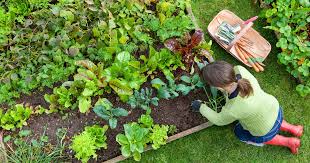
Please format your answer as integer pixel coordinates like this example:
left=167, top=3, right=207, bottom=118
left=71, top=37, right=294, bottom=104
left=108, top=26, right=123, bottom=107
left=191, top=100, right=201, bottom=112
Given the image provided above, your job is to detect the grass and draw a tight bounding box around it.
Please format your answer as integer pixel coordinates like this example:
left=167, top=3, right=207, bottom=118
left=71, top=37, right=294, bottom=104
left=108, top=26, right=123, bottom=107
left=122, top=0, right=310, bottom=162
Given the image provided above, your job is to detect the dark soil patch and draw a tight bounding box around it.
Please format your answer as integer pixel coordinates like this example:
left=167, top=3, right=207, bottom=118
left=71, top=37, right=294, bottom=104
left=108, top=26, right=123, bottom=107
left=5, top=84, right=209, bottom=162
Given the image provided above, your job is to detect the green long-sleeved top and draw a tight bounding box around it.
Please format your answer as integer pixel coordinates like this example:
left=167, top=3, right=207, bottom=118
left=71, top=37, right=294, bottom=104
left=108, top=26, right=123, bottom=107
left=200, top=65, right=279, bottom=136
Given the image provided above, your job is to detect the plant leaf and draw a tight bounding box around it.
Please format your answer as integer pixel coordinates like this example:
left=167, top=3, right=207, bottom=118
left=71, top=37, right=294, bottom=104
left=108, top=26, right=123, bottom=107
left=78, top=97, right=92, bottom=113
left=180, top=75, right=191, bottom=83
left=109, top=118, right=118, bottom=129
left=112, top=108, right=128, bottom=117
left=93, top=105, right=110, bottom=120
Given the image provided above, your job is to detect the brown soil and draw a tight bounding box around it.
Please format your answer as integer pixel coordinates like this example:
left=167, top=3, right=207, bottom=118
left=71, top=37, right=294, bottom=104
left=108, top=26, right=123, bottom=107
left=5, top=84, right=209, bottom=162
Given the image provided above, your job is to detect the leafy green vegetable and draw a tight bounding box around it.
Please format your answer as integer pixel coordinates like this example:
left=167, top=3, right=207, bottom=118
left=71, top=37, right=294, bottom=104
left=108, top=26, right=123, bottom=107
left=93, top=98, right=128, bottom=129
left=0, top=104, right=32, bottom=131
left=150, top=124, right=169, bottom=149
left=116, top=113, right=171, bottom=161
left=140, top=47, right=184, bottom=79
left=138, top=114, right=154, bottom=128
left=128, top=88, right=159, bottom=111
left=116, top=123, right=150, bottom=161
left=151, top=77, right=179, bottom=99
left=70, top=125, right=108, bottom=163
left=177, top=74, right=204, bottom=95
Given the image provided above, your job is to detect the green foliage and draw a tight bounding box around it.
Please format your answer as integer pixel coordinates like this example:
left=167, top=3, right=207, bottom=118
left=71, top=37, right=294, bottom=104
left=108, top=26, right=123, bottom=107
left=70, top=125, right=108, bottom=163
left=144, top=0, right=194, bottom=42
left=0, top=0, right=196, bottom=105
left=151, top=77, right=180, bottom=99
left=138, top=114, right=154, bottom=128
left=151, top=74, right=204, bottom=99
left=128, top=88, right=159, bottom=111
left=140, top=47, right=184, bottom=79
left=103, top=51, right=147, bottom=102
left=44, top=60, right=106, bottom=113
left=116, top=123, right=150, bottom=161
left=176, top=74, right=204, bottom=95
left=150, top=124, right=169, bottom=150
left=116, top=113, right=170, bottom=161
left=3, top=128, right=67, bottom=163
left=93, top=98, right=128, bottom=129
left=167, top=125, right=178, bottom=135
left=262, top=0, right=310, bottom=96
left=0, top=104, right=32, bottom=131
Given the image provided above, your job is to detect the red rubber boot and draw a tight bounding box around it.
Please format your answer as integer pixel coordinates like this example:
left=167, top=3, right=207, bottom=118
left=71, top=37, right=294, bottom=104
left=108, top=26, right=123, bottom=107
left=281, top=120, right=303, bottom=137
left=264, top=135, right=301, bottom=154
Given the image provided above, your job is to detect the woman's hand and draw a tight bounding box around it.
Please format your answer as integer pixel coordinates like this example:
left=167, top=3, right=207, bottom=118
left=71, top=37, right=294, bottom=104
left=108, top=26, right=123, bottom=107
left=191, top=100, right=202, bottom=112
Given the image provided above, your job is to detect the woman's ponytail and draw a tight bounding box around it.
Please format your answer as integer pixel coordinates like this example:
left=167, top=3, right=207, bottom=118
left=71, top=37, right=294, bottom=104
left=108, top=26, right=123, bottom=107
left=203, top=61, right=254, bottom=98
left=237, top=78, right=253, bottom=98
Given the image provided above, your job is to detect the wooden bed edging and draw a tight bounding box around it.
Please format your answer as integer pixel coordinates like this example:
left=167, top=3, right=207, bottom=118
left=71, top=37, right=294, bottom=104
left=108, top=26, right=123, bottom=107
left=103, top=121, right=213, bottom=163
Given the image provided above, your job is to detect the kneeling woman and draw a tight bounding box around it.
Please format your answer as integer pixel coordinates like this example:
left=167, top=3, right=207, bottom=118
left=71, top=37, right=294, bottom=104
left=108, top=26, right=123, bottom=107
left=191, top=61, right=303, bottom=154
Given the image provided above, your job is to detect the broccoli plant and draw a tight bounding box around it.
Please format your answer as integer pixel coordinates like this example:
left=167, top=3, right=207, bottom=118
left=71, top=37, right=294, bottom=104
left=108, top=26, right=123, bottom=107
left=127, top=88, right=159, bottom=111
left=93, top=98, right=128, bottom=129
left=70, top=125, right=108, bottom=163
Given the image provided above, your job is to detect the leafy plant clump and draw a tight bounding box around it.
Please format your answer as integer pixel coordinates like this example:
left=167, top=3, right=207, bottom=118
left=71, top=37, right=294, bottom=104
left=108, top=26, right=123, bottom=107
left=116, top=113, right=169, bottom=161
left=165, top=30, right=204, bottom=68
left=151, top=73, right=205, bottom=99
left=0, top=104, right=32, bottom=131
left=262, top=0, right=310, bottom=96
left=128, top=88, right=159, bottom=111
left=70, top=125, right=108, bottom=163
left=93, top=98, right=128, bottom=129
left=177, top=74, right=204, bottom=95
left=44, top=60, right=106, bottom=113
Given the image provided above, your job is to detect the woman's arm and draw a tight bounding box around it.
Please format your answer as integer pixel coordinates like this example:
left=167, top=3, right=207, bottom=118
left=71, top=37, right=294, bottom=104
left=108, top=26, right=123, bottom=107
left=199, top=103, right=237, bottom=126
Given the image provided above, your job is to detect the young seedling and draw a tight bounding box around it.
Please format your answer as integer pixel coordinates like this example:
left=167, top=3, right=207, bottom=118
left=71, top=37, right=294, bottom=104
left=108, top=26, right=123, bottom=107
left=93, top=98, right=128, bottom=129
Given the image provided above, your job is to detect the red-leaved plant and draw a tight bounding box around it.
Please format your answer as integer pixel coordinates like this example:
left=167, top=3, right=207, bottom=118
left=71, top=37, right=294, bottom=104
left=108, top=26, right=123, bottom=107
left=164, top=30, right=203, bottom=69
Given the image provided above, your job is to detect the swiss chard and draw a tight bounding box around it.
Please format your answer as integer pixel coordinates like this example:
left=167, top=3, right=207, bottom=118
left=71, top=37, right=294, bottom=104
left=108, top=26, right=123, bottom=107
left=164, top=30, right=204, bottom=68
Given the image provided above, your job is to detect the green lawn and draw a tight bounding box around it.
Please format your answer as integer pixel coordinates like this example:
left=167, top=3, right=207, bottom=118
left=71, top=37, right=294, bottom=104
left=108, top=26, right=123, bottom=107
left=123, top=0, right=310, bottom=162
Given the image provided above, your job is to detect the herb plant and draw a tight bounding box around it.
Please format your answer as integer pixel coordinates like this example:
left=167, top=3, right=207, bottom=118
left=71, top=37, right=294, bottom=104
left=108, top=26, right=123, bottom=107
left=93, top=98, right=128, bottom=129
